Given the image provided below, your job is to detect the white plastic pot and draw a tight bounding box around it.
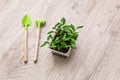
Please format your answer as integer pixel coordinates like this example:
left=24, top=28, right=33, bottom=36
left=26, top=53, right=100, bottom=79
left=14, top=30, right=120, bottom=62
left=50, top=48, right=72, bottom=57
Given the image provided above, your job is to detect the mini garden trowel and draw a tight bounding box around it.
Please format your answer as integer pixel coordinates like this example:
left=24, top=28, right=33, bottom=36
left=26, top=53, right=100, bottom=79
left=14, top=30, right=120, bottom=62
left=34, top=19, right=45, bottom=63
left=22, top=15, right=32, bottom=63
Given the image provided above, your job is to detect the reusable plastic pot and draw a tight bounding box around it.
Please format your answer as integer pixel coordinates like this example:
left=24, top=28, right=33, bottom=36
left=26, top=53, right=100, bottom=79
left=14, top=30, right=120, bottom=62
left=50, top=48, right=72, bottom=57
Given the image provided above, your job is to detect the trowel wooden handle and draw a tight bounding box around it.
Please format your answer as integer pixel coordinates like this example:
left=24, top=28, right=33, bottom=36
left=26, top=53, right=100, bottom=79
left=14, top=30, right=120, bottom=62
left=34, top=29, right=40, bottom=63
left=24, top=30, right=28, bottom=63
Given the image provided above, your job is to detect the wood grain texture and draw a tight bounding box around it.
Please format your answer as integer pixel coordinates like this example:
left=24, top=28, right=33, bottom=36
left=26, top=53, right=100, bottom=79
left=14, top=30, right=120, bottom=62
left=24, top=30, right=28, bottom=63
left=34, top=29, right=40, bottom=63
left=0, top=0, right=120, bottom=80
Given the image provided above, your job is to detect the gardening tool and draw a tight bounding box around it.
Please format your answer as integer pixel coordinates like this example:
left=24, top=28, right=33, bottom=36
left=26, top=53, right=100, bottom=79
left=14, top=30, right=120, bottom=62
left=34, top=19, right=45, bottom=63
left=22, top=15, right=32, bottom=63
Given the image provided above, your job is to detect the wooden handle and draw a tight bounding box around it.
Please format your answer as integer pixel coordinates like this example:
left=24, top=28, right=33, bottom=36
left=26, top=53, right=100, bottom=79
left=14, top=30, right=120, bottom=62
left=34, top=29, right=40, bottom=63
left=24, top=30, right=28, bottom=63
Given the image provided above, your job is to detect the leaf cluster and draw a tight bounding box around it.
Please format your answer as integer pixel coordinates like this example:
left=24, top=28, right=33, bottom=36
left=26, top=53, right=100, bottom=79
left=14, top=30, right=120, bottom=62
left=41, top=18, right=83, bottom=51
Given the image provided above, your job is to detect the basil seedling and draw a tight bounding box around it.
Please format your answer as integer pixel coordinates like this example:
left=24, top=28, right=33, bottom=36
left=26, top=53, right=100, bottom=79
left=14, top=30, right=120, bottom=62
left=41, top=18, right=83, bottom=53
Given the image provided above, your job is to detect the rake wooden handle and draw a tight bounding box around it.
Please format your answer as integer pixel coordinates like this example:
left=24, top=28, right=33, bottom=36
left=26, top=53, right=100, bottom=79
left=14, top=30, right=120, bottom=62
left=24, top=30, right=28, bottom=63
left=34, top=29, right=40, bottom=63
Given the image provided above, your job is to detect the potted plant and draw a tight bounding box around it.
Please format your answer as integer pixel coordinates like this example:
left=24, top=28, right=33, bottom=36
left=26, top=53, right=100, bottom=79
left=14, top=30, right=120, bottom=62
left=41, top=18, right=83, bottom=57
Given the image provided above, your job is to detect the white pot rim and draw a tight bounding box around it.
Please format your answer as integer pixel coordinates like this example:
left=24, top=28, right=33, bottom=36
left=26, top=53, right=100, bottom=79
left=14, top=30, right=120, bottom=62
left=50, top=48, right=72, bottom=57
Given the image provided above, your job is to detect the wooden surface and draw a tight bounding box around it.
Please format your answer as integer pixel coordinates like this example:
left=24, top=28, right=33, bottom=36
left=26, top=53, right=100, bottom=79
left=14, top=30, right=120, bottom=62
left=0, top=0, right=120, bottom=80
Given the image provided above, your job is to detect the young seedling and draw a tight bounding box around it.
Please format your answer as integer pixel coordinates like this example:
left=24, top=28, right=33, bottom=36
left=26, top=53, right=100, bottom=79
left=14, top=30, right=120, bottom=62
left=41, top=18, right=83, bottom=57
left=22, top=15, right=32, bottom=63
left=34, top=19, right=45, bottom=63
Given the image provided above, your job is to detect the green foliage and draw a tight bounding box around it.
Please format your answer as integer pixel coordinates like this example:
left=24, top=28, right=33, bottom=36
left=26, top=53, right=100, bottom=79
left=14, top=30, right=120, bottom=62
left=77, top=26, right=84, bottom=29
left=47, top=31, right=54, bottom=34
left=47, top=34, right=53, bottom=40
left=41, top=17, right=84, bottom=52
left=40, top=41, right=49, bottom=47
left=22, top=15, right=32, bottom=30
left=61, top=17, right=66, bottom=25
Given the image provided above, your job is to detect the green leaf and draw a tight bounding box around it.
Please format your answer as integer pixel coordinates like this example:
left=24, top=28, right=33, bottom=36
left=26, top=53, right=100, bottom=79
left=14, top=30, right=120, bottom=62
left=53, top=23, right=61, bottom=29
left=47, top=31, right=54, bottom=34
left=77, top=26, right=84, bottom=29
left=71, top=43, right=75, bottom=48
left=47, top=35, right=53, bottom=40
left=50, top=44, right=56, bottom=49
left=70, top=41, right=75, bottom=48
left=50, top=45, right=56, bottom=49
left=70, top=24, right=75, bottom=31
left=63, top=25, right=72, bottom=33
left=69, top=27, right=73, bottom=32
left=54, top=37, right=60, bottom=43
left=71, top=38, right=76, bottom=42
left=61, top=41, right=67, bottom=46
left=65, top=45, right=69, bottom=48
left=64, top=37, right=71, bottom=41
left=61, top=17, right=66, bottom=25
left=59, top=45, right=63, bottom=50
left=68, top=33, right=73, bottom=36
left=40, top=41, right=49, bottom=47
left=59, top=30, right=64, bottom=35
left=57, top=44, right=61, bottom=50
left=50, top=42, right=57, bottom=49
left=73, top=32, right=78, bottom=40
left=63, top=33, right=66, bottom=40
left=55, top=37, right=59, bottom=41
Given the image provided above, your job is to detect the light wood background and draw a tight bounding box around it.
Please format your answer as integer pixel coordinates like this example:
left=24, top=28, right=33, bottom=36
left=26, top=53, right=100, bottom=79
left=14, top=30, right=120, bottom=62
left=0, top=0, right=120, bottom=80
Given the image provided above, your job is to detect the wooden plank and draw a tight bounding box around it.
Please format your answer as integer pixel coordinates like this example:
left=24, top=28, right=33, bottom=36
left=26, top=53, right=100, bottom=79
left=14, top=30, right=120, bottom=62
left=0, top=0, right=120, bottom=80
